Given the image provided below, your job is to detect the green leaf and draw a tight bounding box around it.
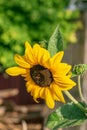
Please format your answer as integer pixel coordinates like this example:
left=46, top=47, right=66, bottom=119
left=48, top=26, right=63, bottom=57
left=46, top=102, right=87, bottom=130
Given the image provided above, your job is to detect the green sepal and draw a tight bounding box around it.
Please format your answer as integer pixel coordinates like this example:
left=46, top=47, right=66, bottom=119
left=71, top=71, right=78, bottom=77
left=46, top=102, right=87, bottom=130
left=48, top=26, right=63, bottom=57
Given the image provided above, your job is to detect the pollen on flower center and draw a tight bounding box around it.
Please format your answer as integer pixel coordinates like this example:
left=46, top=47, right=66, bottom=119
left=30, top=65, right=53, bottom=87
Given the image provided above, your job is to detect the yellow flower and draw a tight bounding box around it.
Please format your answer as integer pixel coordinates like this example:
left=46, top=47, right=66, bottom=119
left=6, top=42, right=76, bottom=109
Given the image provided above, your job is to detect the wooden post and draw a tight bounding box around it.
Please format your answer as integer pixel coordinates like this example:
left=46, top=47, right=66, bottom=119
left=80, top=11, right=87, bottom=130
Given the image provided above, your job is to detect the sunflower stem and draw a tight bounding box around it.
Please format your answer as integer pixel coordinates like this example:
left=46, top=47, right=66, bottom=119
left=64, top=90, right=87, bottom=113
left=78, top=75, right=84, bottom=101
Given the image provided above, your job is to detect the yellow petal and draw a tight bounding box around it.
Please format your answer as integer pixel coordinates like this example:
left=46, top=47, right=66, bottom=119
left=39, top=88, right=45, bottom=99
left=45, top=88, right=55, bottom=109
left=30, top=85, right=41, bottom=103
left=25, top=41, right=32, bottom=49
left=52, top=92, right=63, bottom=101
left=54, top=76, right=76, bottom=90
left=33, top=44, right=50, bottom=65
left=52, top=94, right=60, bottom=101
left=24, top=70, right=33, bottom=81
left=25, top=41, right=36, bottom=65
left=26, top=81, right=35, bottom=92
left=40, top=49, right=50, bottom=65
left=14, top=54, right=30, bottom=68
left=28, top=85, right=40, bottom=103
left=6, top=67, right=26, bottom=76
left=53, top=63, right=71, bottom=76
left=51, top=51, right=64, bottom=65
left=50, top=82, right=65, bottom=103
left=67, top=71, right=72, bottom=78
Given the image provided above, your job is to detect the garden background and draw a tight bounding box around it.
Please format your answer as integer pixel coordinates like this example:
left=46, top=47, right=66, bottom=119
left=0, top=0, right=87, bottom=130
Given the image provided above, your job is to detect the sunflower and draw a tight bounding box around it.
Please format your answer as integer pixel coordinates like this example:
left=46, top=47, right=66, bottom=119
left=6, top=42, right=76, bottom=109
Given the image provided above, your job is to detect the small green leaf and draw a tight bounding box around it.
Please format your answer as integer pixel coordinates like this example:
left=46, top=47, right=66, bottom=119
left=48, top=26, right=63, bottom=57
left=71, top=71, right=78, bottom=77
left=46, top=102, right=87, bottom=130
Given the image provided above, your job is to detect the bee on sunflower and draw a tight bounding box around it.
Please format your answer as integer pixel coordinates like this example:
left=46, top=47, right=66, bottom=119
left=6, top=41, right=76, bottom=109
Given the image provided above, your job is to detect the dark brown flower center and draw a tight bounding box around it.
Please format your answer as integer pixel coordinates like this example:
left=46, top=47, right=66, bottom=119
left=30, top=65, right=53, bottom=87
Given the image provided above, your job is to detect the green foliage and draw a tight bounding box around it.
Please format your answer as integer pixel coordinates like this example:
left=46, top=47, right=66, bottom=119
left=48, top=26, right=63, bottom=57
left=0, top=0, right=82, bottom=71
left=46, top=102, right=87, bottom=129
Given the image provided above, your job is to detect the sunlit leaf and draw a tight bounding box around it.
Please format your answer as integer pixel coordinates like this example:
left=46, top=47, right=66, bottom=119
left=46, top=102, right=87, bottom=129
left=48, top=26, right=63, bottom=57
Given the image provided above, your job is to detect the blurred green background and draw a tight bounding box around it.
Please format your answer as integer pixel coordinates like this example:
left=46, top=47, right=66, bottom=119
left=0, top=0, right=82, bottom=71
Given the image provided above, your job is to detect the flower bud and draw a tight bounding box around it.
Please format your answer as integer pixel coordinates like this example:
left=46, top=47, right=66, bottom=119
left=73, top=64, right=87, bottom=75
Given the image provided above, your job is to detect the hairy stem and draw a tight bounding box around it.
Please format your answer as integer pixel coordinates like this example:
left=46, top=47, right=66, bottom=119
left=64, top=90, right=87, bottom=113
left=78, top=75, right=84, bottom=101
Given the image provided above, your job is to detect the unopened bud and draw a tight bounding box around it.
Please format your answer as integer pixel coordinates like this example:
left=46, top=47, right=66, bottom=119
left=73, top=64, right=87, bottom=75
